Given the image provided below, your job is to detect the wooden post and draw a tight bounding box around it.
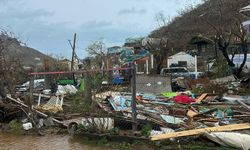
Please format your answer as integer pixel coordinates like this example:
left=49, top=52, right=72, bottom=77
left=38, top=93, right=41, bottom=106
left=84, top=58, right=92, bottom=104
left=43, top=58, right=50, bottom=89
left=151, top=54, right=154, bottom=69
left=29, top=75, right=34, bottom=111
left=131, top=62, right=137, bottom=131
left=146, top=59, right=149, bottom=74
left=28, top=74, right=39, bottom=127
left=195, top=55, right=198, bottom=79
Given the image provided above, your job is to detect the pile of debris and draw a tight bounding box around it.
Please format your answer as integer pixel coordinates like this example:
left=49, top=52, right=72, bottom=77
left=95, top=77, right=250, bottom=149
left=3, top=75, right=250, bottom=149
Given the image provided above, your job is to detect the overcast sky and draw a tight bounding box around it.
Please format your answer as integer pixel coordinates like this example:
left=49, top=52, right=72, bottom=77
left=0, top=0, right=202, bottom=59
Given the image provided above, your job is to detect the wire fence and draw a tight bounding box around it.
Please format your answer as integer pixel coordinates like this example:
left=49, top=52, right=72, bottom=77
left=29, top=66, right=139, bottom=132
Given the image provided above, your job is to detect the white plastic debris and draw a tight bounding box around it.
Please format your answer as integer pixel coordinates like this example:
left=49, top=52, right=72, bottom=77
left=22, top=122, right=33, bottom=130
left=205, top=132, right=250, bottom=150
left=150, top=130, right=164, bottom=136
left=56, top=85, right=77, bottom=95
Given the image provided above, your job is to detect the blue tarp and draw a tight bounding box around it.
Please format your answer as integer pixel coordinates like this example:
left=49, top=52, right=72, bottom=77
left=120, top=48, right=150, bottom=63
left=112, top=77, right=124, bottom=85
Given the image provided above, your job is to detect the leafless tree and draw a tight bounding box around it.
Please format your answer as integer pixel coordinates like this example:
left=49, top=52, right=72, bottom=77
left=155, top=12, right=167, bottom=27
left=0, top=30, right=27, bottom=97
left=85, top=40, right=107, bottom=72
left=199, top=0, right=249, bottom=77
left=143, top=38, right=169, bottom=73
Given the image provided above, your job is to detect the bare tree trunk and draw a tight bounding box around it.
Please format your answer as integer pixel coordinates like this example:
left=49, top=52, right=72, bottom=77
left=236, top=44, right=248, bottom=77
left=218, top=43, right=235, bottom=67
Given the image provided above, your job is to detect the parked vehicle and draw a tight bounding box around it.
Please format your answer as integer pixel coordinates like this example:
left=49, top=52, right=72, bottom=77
left=16, top=79, right=45, bottom=92
left=160, top=67, right=203, bottom=79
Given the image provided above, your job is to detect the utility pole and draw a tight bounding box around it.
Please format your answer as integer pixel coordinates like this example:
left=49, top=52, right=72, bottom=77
left=69, top=33, right=77, bottom=81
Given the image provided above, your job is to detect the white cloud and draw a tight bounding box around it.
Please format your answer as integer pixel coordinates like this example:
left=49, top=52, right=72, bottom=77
left=0, top=0, right=203, bottom=58
left=118, top=7, right=147, bottom=16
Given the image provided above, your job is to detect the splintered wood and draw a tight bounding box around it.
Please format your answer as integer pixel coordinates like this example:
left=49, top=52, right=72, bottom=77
left=195, top=93, right=208, bottom=103
left=151, top=123, right=250, bottom=141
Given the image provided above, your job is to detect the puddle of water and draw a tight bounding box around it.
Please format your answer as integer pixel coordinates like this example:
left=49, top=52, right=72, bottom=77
left=0, top=132, right=110, bottom=150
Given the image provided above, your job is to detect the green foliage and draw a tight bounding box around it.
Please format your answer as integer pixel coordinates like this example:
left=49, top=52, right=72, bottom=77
left=212, top=59, right=231, bottom=78
left=9, top=120, right=24, bottom=134
left=66, top=86, right=105, bottom=115
left=140, top=124, right=152, bottom=137
left=66, top=93, right=82, bottom=112
left=92, top=73, right=103, bottom=91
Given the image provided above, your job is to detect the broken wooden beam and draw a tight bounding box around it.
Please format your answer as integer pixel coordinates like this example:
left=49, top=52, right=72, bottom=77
left=236, top=100, right=250, bottom=112
left=195, top=93, right=208, bottom=103
left=6, top=96, right=64, bottom=125
left=151, top=123, right=250, bottom=141
left=187, top=110, right=198, bottom=118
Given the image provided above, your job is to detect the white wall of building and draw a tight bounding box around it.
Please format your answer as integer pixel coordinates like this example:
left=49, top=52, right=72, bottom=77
left=167, top=52, right=195, bottom=71
left=243, top=20, right=250, bottom=36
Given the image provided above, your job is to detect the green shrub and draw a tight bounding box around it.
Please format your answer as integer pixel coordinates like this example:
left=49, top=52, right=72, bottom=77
left=140, top=124, right=152, bottom=137
left=9, top=120, right=24, bottom=134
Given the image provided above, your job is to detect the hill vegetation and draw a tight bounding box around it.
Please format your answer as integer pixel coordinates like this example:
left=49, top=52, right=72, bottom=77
left=0, top=33, right=52, bottom=66
left=149, top=0, right=250, bottom=77
left=150, top=0, right=250, bottom=51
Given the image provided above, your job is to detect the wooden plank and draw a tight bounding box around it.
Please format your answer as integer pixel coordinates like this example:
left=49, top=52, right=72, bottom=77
left=196, top=93, right=208, bottom=103
left=151, top=123, right=250, bottom=141
left=33, top=93, right=51, bottom=98
left=204, top=96, right=216, bottom=102
left=187, top=110, right=198, bottom=118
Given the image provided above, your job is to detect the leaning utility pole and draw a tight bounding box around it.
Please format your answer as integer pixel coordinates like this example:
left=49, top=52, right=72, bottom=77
left=71, top=33, right=77, bottom=71
left=69, top=33, right=77, bottom=80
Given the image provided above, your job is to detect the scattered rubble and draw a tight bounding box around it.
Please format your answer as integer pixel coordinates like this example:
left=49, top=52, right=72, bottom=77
left=1, top=72, right=250, bottom=150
